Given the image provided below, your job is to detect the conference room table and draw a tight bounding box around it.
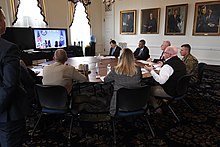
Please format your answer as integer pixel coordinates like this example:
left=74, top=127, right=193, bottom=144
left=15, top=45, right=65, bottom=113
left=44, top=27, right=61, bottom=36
left=32, top=56, right=160, bottom=83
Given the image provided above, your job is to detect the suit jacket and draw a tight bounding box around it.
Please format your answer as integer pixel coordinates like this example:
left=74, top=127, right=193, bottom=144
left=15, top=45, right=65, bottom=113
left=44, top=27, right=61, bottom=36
left=42, top=62, right=87, bottom=94
left=0, top=38, right=27, bottom=122
left=134, top=46, right=150, bottom=60
left=109, top=46, right=121, bottom=57
left=153, top=51, right=165, bottom=63
left=104, top=66, right=142, bottom=116
left=168, top=15, right=181, bottom=32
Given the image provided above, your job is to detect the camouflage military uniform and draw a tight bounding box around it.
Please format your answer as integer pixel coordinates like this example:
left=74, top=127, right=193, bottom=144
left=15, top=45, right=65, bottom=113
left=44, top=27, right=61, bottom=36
left=182, top=54, right=198, bottom=83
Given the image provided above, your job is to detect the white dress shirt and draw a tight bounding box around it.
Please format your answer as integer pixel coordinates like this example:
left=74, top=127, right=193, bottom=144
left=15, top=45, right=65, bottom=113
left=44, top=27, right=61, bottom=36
left=150, top=64, right=174, bottom=84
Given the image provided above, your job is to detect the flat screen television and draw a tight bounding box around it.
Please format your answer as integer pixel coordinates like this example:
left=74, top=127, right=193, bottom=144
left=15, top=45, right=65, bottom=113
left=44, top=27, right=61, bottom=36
left=2, top=27, right=35, bottom=50
left=33, top=28, right=68, bottom=49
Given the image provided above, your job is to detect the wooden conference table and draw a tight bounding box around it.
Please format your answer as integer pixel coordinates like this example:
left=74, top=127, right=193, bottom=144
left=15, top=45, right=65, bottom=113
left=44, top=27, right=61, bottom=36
left=34, top=56, right=158, bottom=82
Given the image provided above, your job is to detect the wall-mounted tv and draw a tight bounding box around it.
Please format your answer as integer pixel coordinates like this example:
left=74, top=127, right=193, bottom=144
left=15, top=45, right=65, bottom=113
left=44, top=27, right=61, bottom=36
left=33, top=28, right=68, bottom=49
left=2, top=27, right=35, bottom=50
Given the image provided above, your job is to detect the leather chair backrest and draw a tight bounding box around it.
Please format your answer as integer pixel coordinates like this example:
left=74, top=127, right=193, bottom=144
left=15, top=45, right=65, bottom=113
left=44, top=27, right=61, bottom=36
left=116, top=85, right=150, bottom=112
left=198, top=62, right=207, bottom=83
left=176, top=74, right=191, bottom=96
left=35, top=84, right=69, bottom=110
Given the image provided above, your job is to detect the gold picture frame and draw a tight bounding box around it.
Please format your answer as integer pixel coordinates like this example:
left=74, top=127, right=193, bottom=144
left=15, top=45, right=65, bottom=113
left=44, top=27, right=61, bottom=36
left=193, top=1, right=220, bottom=36
left=120, top=10, right=136, bottom=35
left=165, top=4, right=188, bottom=35
left=140, top=8, right=160, bottom=34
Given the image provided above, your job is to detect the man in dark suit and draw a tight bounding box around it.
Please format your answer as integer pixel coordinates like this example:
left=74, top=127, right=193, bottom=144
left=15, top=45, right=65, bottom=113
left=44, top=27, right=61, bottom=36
left=134, top=39, right=150, bottom=60
left=143, top=13, right=157, bottom=33
left=0, top=6, right=28, bottom=146
left=153, top=40, right=171, bottom=63
left=122, top=13, right=134, bottom=32
left=109, top=40, right=121, bottom=57
left=168, top=9, right=181, bottom=33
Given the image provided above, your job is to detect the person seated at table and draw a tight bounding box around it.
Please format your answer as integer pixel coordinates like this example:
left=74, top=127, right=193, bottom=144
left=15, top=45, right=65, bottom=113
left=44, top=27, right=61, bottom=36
left=42, top=49, right=87, bottom=94
left=109, top=40, right=121, bottom=57
left=104, top=48, right=142, bottom=116
left=134, top=39, right=150, bottom=60
left=144, top=46, right=186, bottom=114
left=180, top=44, right=198, bottom=84
left=153, top=40, right=171, bottom=63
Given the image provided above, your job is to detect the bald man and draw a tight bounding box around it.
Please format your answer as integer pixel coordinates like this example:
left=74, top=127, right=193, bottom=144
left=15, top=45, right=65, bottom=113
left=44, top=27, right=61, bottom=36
left=145, top=46, right=186, bottom=113
left=42, top=49, right=87, bottom=94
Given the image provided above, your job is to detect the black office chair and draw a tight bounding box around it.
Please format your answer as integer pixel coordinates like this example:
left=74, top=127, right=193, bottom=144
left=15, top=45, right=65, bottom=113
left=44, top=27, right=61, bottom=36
left=190, top=62, right=209, bottom=96
left=197, top=63, right=211, bottom=92
left=31, top=84, right=79, bottom=140
left=156, top=74, right=193, bottom=123
left=197, top=62, right=207, bottom=83
left=112, top=85, right=155, bottom=145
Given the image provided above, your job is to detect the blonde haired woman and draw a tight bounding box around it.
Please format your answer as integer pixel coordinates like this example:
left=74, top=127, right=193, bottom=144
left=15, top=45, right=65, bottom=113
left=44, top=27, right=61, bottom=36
left=104, top=48, right=142, bottom=116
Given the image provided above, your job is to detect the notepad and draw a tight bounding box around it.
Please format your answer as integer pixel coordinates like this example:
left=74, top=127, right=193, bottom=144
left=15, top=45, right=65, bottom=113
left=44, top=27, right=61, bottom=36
left=141, top=68, right=149, bottom=74
left=136, top=60, right=151, bottom=65
left=100, top=76, right=105, bottom=82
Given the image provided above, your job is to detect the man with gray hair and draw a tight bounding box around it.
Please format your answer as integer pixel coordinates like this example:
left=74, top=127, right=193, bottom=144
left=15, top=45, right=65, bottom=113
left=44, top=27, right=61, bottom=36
left=43, top=49, right=87, bottom=94
left=145, top=46, right=186, bottom=114
left=153, top=40, right=171, bottom=63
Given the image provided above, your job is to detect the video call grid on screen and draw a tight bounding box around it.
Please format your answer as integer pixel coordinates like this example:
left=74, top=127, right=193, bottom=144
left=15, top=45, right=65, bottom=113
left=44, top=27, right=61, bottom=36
left=33, top=28, right=68, bottom=49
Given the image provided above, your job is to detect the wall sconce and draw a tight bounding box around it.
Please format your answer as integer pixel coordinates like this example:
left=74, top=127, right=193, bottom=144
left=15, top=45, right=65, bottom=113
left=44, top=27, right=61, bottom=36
left=72, top=0, right=91, bottom=6
left=103, top=0, right=115, bottom=7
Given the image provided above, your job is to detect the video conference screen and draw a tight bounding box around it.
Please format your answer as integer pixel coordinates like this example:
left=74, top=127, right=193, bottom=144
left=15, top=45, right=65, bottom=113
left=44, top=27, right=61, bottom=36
left=33, top=28, right=68, bottom=49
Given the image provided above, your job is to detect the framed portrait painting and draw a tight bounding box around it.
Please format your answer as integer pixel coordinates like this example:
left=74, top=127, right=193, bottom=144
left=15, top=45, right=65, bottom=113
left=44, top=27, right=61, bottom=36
left=140, top=8, right=160, bottom=34
left=165, top=4, right=188, bottom=35
left=120, top=10, right=136, bottom=35
left=193, top=1, right=220, bottom=36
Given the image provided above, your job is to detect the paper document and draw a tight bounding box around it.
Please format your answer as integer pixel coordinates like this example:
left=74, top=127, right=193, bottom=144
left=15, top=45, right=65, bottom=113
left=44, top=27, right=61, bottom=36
left=136, top=60, right=151, bottom=65
left=100, top=56, right=115, bottom=59
left=141, top=68, right=149, bottom=74
left=100, top=76, right=105, bottom=82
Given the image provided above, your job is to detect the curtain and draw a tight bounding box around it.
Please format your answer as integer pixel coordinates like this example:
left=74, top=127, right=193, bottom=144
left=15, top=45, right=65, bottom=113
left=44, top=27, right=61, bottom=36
left=68, top=0, right=76, bottom=27
left=68, top=0, right=91, bottom=27
left=37, top=0, right=48, bottom=25
left=10, top=0, right=20, bottom=25
left=11, top=0, right=48, bottom=25
left=83, top=1, right=91, bottom=27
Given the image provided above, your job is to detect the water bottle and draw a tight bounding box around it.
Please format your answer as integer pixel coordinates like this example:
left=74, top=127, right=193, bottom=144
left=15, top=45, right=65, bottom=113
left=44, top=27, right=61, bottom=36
left=95, top=63, right=99, bottom=75
left=107, top=64, right=111, bottom=75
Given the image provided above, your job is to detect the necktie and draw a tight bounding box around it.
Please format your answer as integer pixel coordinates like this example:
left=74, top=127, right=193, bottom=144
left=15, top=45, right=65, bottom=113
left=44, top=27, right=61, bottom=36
left=160, top=51, right=164, bottom=60
left=111, top=48, right=116, bottom=55
left=138, top=48, right=143, bottom=56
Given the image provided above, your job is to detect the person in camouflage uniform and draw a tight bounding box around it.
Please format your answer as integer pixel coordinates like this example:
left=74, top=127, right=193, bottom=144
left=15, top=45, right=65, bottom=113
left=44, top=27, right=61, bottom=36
left=180, top=44, right=198, bottom=83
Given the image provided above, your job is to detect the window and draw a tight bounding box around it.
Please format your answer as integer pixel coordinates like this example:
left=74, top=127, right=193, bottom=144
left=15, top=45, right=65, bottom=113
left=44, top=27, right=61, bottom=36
left=70, top=2, right=90, bottom=51
left=13, top=0, right=46, bottom=27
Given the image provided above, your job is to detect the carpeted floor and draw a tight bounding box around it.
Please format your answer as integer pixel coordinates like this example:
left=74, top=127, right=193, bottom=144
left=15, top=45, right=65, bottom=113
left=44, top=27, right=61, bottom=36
left=23, top=83, right=220, bottom=147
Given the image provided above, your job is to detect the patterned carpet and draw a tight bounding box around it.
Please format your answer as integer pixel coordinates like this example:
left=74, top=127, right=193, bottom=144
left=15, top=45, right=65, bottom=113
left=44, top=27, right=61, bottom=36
left=22, top=83, right=220, bottom=146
